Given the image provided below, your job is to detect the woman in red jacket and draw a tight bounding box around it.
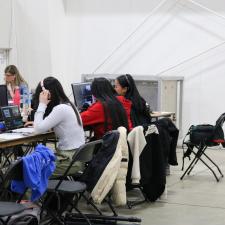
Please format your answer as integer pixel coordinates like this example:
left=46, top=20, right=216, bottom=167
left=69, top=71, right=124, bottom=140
left=81, top=77, right=132, bottom=139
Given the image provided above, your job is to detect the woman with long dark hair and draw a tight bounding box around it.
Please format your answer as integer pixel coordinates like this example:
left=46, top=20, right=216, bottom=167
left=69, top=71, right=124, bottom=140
left=81, top=77, right=132, bottom=139
left=115, top=74, right=151, bottom=127
left=33, top=76, right=85, bottom=177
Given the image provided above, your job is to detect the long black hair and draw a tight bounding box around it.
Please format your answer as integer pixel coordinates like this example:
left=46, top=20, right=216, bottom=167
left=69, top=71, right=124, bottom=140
left=91, top=77, right=129, bottom=131
left=33, top=76, right=82, bottom=126
left=116, top=74, right=145, bottom=113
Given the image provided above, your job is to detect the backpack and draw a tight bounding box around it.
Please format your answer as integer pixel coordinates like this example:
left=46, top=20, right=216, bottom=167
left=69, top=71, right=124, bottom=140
left=189, top=122, right=224, bottom=146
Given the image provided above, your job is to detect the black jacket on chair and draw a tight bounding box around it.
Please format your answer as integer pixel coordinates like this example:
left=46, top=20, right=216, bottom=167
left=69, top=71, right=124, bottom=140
left=140, top=130, right=166, bottom=202
left=80, top=131, right=120, bottom=192
left=154, top=118, right=179, bottom=166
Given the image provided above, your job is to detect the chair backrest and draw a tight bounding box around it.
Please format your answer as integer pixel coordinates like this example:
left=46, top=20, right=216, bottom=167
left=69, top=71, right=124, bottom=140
left=216, top=113, right=225, bottom=128
left=0, top=159, right=23, bottom=201
left=58, top=139, right=103, bottom=182
left=72, top=139, right=103, bottom=163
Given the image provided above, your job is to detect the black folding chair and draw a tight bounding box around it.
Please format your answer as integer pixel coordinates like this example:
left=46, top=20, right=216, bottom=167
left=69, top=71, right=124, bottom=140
left=41, top=140, right=103, bottom=225
left=0, top=160, right=24, bottom=201
left=181, top=113, right=225, bottom=182
left=0, top=160, right=39, bottom=225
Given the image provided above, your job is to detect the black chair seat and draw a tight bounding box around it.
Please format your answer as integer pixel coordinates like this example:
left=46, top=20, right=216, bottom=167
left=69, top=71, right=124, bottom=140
left=48, top=180, right=86, bottom=193
left=0, top=201, right=26, bottom=217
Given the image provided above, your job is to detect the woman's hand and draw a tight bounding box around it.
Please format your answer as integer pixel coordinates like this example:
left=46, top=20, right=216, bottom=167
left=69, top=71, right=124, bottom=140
left=24, top=121, right=34, bottom=127
left=39, top=90, right=51, bottom=105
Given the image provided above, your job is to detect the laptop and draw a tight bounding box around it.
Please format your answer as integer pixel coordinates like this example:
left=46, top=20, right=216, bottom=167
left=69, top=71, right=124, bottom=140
left=0, top=105, right=23, bottom=131
left=71, top=82, right=94, bottom=111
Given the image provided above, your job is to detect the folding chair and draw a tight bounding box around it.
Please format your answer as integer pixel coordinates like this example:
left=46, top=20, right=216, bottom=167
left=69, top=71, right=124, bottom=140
left=43, top=132, right=142, bottom=225
left=0, top=160, right=24, bottom=201
left=0, top=160, right=38, bottom=225
left=181, top=113, right=225, bottom=182
left=41, top=140, right=103, bottom=225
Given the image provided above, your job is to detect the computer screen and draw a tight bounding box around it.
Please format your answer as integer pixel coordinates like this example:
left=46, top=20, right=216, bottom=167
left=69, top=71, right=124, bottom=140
left=0, top=85, right=8, bottom=107
left=71, top=82, right=94, bottom=111
left=0, top=85, right=8, bottom=121
left=0, top=105, right=23, bottom=130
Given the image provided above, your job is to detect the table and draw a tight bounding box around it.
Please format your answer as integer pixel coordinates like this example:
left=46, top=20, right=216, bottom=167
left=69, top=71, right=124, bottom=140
left=151, top=111, right=176, bottom=121
left=0, top=131, right=56, bottom=167
left=0, top=131, right=55, bottom=148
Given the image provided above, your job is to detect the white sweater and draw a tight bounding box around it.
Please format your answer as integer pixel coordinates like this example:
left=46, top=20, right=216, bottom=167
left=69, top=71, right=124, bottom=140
left=34, top=103, right=85, bottom=150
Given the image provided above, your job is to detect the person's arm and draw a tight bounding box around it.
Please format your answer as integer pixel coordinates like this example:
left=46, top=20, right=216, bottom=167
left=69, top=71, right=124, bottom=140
left=34, top=103, right=63, bottom=133
left=81, top=102, right=105, bottom=126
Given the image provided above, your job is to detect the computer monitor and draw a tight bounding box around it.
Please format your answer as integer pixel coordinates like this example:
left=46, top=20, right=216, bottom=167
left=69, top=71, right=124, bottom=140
left=71, top=82, right=94, bottom=111
left=0, top=105, right=23, bottom=130
left=0, top=85, right=8, bottom=121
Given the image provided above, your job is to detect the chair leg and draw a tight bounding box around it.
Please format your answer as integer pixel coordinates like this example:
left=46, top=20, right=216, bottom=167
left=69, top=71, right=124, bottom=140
left=187, top=146, right=206, bottom=175
left=0, top=217, right=7, bottom=225
left=180, top=155, right=199, bottom=180
left=191, top=151, right=220, bottom=182
left=127, top=185, right=149, bottom=209
left=80, top=193, right=103, bottom=215
left=105, top=195, right=117, bottom=216
left=202, top=152, right=224, bottom=177
left=41, top=193, right=64, bottom=225
left=72, top=204, right=92, bottom=225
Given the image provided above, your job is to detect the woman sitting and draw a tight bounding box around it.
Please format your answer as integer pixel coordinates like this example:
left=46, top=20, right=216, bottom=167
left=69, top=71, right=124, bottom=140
left=115, top=74, right=151, bottom=127
left=81, top=77, right=132, bottom=139
left=33, top=76, right=85, bottom=177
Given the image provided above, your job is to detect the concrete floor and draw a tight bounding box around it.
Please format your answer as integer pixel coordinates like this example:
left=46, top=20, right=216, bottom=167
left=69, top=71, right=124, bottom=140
left=117, top=146, right=225, bottom=225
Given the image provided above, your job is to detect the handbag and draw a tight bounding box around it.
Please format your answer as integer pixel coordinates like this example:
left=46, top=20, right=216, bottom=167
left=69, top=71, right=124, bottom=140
left=189, top=124, right=224, bottom=145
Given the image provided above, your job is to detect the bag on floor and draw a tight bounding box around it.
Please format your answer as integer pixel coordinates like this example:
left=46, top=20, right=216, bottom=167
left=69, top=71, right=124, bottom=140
left=7, top=202, right=40, bottom=225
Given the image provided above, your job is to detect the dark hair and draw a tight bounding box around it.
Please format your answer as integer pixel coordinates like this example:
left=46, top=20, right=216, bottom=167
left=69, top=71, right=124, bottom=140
left=116, top=74, right=144, bottom=113
left=91, top=77, right=129, bottom=131
left=33, top=76, right=82, bottom=126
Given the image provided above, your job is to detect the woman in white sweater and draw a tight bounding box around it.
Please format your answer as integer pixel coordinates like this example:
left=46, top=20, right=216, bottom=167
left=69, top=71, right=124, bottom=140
left=33, top=76, right=85, bottom=177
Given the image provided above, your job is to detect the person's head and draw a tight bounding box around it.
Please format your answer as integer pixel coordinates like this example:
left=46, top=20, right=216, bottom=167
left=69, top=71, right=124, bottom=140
left=33, top=76, right=82, bottom=125
left=4, top=65, right=27, bottom=86
left=91, top=77, right=129, bottom=132
left=91, top=77, right=116, bottom=100
left=115, top=74, right=143, bottom=112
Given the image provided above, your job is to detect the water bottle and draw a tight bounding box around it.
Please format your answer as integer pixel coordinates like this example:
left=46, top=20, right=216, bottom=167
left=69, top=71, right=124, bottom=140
left=22, top=86, right=29, bottom=122
left=13, top=87, right=21, bottom=107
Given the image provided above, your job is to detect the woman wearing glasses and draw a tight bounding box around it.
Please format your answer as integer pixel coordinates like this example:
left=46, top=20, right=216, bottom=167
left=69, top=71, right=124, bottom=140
left=4, top=65, right=28, bottom=106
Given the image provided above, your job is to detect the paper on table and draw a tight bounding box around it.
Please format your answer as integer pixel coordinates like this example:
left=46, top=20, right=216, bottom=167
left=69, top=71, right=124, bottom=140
left=11, top=127, right=34, bottom=134
left=0, top=133, right=25, bottom=140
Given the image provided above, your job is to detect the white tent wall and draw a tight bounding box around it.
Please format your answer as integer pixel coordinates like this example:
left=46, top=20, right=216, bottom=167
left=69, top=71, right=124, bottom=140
left=0, top=0, right=225, bottom=135
left=0, top=0, right=52, bottom=89
left=65, top=0, right=225, bottom=135
left=0, top=0, right=11, bottom=48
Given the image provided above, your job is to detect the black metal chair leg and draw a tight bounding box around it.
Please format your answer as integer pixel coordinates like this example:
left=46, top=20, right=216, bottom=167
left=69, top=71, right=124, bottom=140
left=202, top=152, right=224, bottom=177
left=81, top=193, right=102, bottom=215
left=187, top=146, right=206, bottom=175
left=180, top=155, right=199, bottom=180
left=105, top=196, right=117, bottom=216
left=192, top=151, right=220, bottom=182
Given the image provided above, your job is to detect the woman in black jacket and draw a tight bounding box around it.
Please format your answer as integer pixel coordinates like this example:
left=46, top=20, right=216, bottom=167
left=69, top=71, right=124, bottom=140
left=115, top=74, right=151, bottom=127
